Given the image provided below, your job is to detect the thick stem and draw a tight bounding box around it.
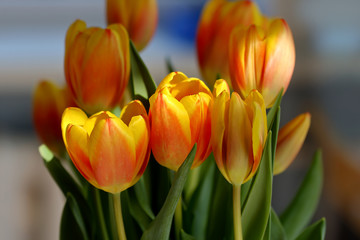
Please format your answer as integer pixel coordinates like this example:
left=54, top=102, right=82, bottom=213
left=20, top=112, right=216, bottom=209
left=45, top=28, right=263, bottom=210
left=113, top=193, right=127, bottom=240
left=233, top=185, right=243, bottom=240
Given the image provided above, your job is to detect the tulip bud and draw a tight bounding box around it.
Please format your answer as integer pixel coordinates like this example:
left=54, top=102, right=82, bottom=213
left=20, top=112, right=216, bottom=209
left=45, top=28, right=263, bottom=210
left=274, top=113, right=311, bottom=175
left=106, top=0, right=158, bottom=51
left=64, top=19, right=130, bottom=114
left=211, top=79, right=267, bottom=185
left=196, top=0, right=262, bottom=87
left=33, top=80, right=75, bottom=157
left=229, top=18, right=295, bottom=108
left=149, top=72, right=212, bottom=171
left=61, top=100, right=150, bottom=193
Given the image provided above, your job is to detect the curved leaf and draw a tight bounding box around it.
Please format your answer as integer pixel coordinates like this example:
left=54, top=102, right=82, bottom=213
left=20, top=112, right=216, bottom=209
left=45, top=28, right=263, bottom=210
left=141, top=145, right=197, bottom=240
left=242, top=131, right=273, bottom=240
left=280, top=150, right=323, bottom=239
left=295, top=218, right=326, bottom=240
left=270, top=208, right=287, bottom=240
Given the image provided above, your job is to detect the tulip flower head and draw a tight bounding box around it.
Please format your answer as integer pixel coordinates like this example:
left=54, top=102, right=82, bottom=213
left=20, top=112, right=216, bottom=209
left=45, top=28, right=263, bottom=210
left=33, top=80, right=76, bottom=157
left=64, top=19, right=130, bottom=114
left=211, top=79, right=267, bottom=185
left=229, top=18, right=295, bottom=108
left=106, top=0, right=158, bottom=51
left=196, top=0, right=262, bottom=87
left=274, top=113, right=311, bottom=175
left=61, top=100, right=150, bottom=193
left=149, top=72, right=212, bottom=171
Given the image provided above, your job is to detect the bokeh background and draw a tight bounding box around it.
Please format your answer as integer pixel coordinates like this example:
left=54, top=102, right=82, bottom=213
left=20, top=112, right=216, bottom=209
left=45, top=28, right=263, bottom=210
left=1, top=0, right=360, bottom=239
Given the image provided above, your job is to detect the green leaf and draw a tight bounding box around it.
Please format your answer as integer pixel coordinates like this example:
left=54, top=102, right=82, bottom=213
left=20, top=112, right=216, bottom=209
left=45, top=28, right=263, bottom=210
left=65, top=193, right=90, bottom=240
left=270, top=208, right=287, bottom=240
left=183, top=156, right=217, bottom=239
left=60, top=197, right=86, bottom=240
left=40, top=145, right=90, bottom=216
left=242, top=131, right=273, bottom=240
left=141, top=145, right=197, bottom=240
left=129, top=40, right=157, bottom=99
left=280, top=150, right=323, bottom=239
left=295, top=219, right=326, bottom=240
left=133, top=177, right=155, bottom=219
left=180, top=229, right=196, bottom=240
left=267, top=89, right=283, bottom=130
left=263, top=214, right=271, bottom=240
left=166, top=57, right=175, bottom=73
left=205, top=166, right=233, bottom=240
left=270, top=107, right=281, bottom=166
left=121, top=191, right=142, bottom=240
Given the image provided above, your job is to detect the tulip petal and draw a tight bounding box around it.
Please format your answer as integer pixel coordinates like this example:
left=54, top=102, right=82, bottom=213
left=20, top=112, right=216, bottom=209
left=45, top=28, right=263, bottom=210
left=61, top=107, right=88, bottom=147
left=89, top=118, right=136, bottom=193
left=150, top=91, right=192, bottom=171
left=274, top=113, right=311, bottom=175
left=226, top=93, right=252, bottom=185
left=157, top=72, right=188, bottom=90
left=213, top=79, right=230, bottom=97
left=171, top=78, right=212, bottom=101
left=211, top=90, right=231, bottom=182
left=120, top=100, right=147, bottom=126
left=66, top=124, right=97, bottom=187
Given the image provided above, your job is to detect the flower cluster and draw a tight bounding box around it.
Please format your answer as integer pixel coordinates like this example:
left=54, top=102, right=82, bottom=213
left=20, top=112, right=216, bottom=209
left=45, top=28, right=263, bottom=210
left=33, top=1, right=324, bottom=240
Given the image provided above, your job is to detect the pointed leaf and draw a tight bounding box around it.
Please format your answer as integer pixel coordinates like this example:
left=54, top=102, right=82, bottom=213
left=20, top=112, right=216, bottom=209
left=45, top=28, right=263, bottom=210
left=242, top=131, right=273, bottom=240
left=65, top=193, right=90, bottom=240
left=126, top=188, right=153, bottom=231
left=60, top=198, right=86, bottom=240
left=141, top=145, right=197, bottom=240
left=180, top=229, right=196, bottom=240
left=40, top=145, right=90, bottom=216
left=166, top=57, right=175, bottom=73
left=295, top=219, right=326, bottom=240
left=270, top=208, right=287, bottom=240
left=130, top=40, right=156, bottom=99
left=133, top=177, right=155, bottom=219
left=267, top=90, right=283, bottom=130
left=280, top=150, right=323, bottom=239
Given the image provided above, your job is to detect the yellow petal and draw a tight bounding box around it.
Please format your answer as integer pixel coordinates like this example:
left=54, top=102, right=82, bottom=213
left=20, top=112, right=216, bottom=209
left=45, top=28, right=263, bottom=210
left=213, top=79, right=230, bottom=97
left=66, top=124, right=98, bottom=187
left=61, top=107, right=88, bottom=147
left=150, top=91, right=192, bottom=171
left=157, top=72, right=188, bottom=90
left=65, top=19, right=87, bottom=55
left=226, top=92, right=252, bottom=185
left=211, top=89, right=231, bottom=183
left=89, top=117, right=136, bottom=193
left=83, top=111, right=117, bottom=135
left=120, top=100, right=147, bottom=126
left=170, top=78, right=212, bottom=101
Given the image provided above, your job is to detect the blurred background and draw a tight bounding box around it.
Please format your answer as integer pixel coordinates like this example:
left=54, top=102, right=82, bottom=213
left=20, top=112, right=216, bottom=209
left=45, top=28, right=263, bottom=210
left=1, top=0, right=360, bottom=239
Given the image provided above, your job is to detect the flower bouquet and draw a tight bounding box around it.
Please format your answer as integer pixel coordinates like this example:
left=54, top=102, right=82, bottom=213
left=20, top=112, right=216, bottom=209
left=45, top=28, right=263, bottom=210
left=33, top=0, right=325, bottom=239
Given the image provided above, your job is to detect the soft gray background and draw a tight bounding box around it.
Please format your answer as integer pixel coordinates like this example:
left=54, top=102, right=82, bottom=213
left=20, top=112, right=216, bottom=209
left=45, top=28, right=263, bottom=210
left=1, top=0, right=360, bottom=239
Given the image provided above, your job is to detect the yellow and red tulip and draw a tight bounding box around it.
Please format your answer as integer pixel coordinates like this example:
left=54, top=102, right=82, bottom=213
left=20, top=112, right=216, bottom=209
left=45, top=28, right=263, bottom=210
left=196, top=0, right=262, bottom=87
left=106, top=0, right=158, bottom=51
left=64, top=19, right=130, bottom=114
left=211, top=79, right=267, bottom=185
left=61, top=100, right=150, bottom=193
left=229, top=18, right=295, bottom=108
left=33, top=80, right=76, bottom=157
left=274, top=113, right=311, bottom=175
left=149, top=72, right=212, bottom=171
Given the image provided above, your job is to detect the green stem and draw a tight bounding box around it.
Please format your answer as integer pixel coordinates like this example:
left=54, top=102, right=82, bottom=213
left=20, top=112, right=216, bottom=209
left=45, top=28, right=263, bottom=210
left=94, top=189, right=110, bottom=240
left=113, top=193, right=127, bottom=240
left=233, top=185, right=243, bottom=240
left=174, top=196, right=183, bottom=240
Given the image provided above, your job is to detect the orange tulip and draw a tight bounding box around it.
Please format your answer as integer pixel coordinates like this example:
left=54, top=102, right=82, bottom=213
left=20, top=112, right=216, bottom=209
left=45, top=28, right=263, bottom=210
left=64, top=19, right=130, bottom=114
left=61, top=100, right=150, bottom=193
left=149, top=72, right=212, bottom=171
left=196, top=0, right=262, bottom=87
left=274, top=113, right=311, bottom=175
left=106, top=0, right=158, bottom=51
left=211, top=79, right=267, bottom=185
left=33, top=80, right=75, bottom=157
left=229, top=18, right=295, bottom=108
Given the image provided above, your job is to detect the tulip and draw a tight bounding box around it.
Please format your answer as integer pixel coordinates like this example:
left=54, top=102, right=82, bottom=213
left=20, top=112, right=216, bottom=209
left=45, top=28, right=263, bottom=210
left=61, top=100, right=150, bottom=193
left=149, top=72, right=212, bottom=171
left=33, top=80, right=75, bottom=157
left=64, top=19, right=130, bottom=114
left=274, top=113, right=311, bottom=175
left=211, top=79, right=267, bottom=185
left=196, top=0, right=262, bottom=87
left=229, top=18, right=295, bottom=108
left=106, top=0, right=158, bottom=51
